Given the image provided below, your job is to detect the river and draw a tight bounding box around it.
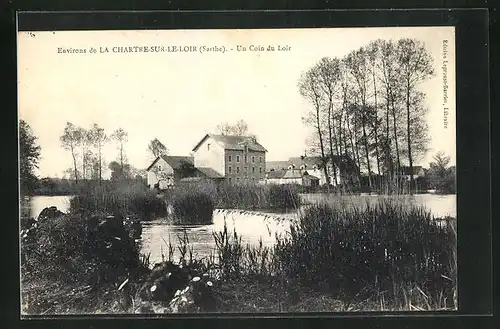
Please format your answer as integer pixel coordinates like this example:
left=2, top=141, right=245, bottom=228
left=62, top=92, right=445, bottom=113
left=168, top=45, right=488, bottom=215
left=24, top=193, right=456, bottom=265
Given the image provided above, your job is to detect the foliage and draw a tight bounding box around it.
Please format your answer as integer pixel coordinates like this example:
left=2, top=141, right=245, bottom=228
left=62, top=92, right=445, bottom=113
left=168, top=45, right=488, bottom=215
left=299, top=38, right=434, bottom=192
left=427, top=152, right=456, bottom=194
left=170, top=188, right=214, bottom=225
left=148, top=138, right=168, bottom=160
left=209, top=199, right=457, bottom=310
left=109, top=161, right=132, bottom=181
left=69, top=181, right=166, bottom=220
left=110, top=128, right=129, bottom=176
left=60, top=122, right=84, bottom=184
left=19, top=120, right=41, bottom=196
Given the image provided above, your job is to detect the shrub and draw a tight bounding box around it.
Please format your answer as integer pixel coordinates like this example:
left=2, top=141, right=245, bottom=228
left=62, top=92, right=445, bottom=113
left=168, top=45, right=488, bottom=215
left=21, top=212, right=145, bottom=287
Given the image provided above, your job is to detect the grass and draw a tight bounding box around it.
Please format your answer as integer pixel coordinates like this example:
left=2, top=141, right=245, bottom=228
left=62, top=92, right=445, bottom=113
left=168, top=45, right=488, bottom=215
left=170, top=189, right=214, bottom=225
left=21, top=183, right=457, bottom=313
left=69, top=181, right=166, bottom=220
left=165, top=181, right=301, bottom=212
left=205, top=199, right=457, bottom=311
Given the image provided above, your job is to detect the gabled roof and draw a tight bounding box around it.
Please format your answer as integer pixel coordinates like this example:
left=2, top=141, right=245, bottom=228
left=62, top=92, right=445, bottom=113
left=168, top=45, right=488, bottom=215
left=196, top=167, right=224, bottom=179
left=192, top=134, right=267, bottom=152
left=146, top=155, right=194, bottom=171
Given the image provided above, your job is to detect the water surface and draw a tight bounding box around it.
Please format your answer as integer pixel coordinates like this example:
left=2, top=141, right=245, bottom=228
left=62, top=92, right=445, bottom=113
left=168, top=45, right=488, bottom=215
left=25, top=193, right=456, bottom=265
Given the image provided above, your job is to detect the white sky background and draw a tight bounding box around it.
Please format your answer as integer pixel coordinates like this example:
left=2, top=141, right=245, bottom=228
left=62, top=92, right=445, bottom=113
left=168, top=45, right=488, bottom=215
left=18, top=27, right=456, bottom=178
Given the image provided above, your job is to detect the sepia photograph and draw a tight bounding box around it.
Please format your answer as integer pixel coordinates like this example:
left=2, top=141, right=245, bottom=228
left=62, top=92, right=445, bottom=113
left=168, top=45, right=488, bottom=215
left=18, top=26, right=457, bottom=315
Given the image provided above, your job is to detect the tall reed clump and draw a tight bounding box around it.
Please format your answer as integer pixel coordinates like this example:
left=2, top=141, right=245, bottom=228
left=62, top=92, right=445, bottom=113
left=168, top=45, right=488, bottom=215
left=181, top=181, right=301, bottom=211
left=273, top=200, right=457, bottom=309
left=169, top=186, right=214, bottom=225
left=70, top=181, right=166, bottom=220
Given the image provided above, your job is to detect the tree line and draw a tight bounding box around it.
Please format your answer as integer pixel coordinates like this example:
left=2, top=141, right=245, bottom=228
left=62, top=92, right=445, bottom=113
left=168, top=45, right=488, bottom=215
left=299, top=38, right=434, bottom=193
left=60, top=122, right=145, bottom=184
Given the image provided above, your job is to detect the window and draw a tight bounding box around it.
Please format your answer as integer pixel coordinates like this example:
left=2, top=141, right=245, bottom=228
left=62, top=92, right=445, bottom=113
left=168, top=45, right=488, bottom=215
left=207, top=143, right=210, bottom=151
left=259, top=167, right=262, bottom=173
left=236, top=155, right=240, bottom=162
left=259, top=156, right=262, bottom=163
left=252, top=167, right=255, bottom=173
left=236, top=166, right=240, bottom=174
left=228, top=166, right=232, bottom=173
left=244, top=167, right=247, bottom=173
left=158, top=165, right=162, bottom=172
left=252, top=156, right=255, bottom=163
left=228, top=177, right=232, bottom=184
left=244, top=156, right=247, bottom=163
left=236, top=177, right=240, bottom=182
left=228, top=155, right=232, bottom=162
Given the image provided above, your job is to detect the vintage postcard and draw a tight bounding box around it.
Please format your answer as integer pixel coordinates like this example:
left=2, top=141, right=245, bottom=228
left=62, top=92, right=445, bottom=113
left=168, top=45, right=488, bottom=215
left=18, top=27, right=457, bottom=315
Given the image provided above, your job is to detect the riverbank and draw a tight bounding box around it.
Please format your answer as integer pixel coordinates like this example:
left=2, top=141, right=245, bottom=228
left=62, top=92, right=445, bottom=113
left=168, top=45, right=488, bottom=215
left=21, top=195, right=457, bottom=314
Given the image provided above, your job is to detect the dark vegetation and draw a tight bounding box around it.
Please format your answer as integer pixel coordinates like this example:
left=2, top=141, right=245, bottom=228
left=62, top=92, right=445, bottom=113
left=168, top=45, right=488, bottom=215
left=167, top=181, right=301, bottom=212
left=206, top=200, right=457, bottom=311
left=170, top=189, right=214, bottom=225
left=20, top=206, right=150, bottom=314
left=69, top=181, right=166, bottom=221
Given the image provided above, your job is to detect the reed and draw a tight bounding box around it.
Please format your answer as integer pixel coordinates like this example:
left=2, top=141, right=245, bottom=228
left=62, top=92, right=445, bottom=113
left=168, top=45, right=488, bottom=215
left=207, top=199, right=457, bottom=310
left=167, top=181, right=300, bottom=211
left=69, top=181, right=166, bottom=220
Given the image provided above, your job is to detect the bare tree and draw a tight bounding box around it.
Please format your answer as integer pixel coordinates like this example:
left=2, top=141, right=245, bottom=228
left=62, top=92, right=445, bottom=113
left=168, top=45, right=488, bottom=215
left=366, top=41, right=382, bottom=176
left=317, top=57, right=342, bottom=186
left=298, top=67, right=331, bottom=190
left=231, top=119, right=249, bottom=136
left=111, top=128, right=128, bottom=176
left=345, top=47, right=373, bottom=189
left=397, top=38, right=434, bottom=192
left=216, top=122, right=233, bottom=135
left=379, top=40, right=402, bottom=177
left=88, top=124, right=107, bottom=185
left=60, top=122, right=83, bottom=184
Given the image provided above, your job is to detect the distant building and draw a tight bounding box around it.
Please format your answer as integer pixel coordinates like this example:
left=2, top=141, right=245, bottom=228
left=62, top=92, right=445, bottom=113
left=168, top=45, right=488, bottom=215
left=147, top=134, right=268, bottom=189
left=146, top=155, right=194, bottom=189
left=266, top=155, right=357, bottom=186
left=400, top=165, right=425, bottom=181
left=191, top=134, right=267, bottom=185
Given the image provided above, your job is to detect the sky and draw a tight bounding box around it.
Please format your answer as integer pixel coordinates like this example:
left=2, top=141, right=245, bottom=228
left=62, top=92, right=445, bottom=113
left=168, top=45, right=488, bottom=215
left=18, top=27, right=456, bottom=178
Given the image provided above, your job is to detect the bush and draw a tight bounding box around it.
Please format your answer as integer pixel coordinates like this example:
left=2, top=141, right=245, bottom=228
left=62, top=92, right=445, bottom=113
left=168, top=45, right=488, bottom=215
left=21, top=212, right=145, bottom=287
